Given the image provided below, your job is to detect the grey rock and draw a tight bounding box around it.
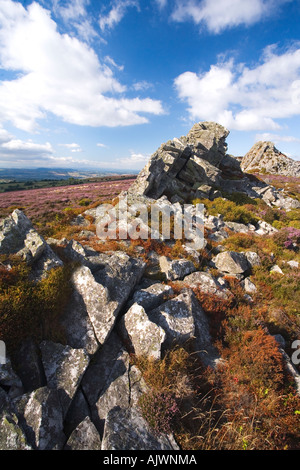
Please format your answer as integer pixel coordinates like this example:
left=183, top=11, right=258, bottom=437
left=13, top=387, right=65, bottom=450
left=65, top=417, right=102, bottom=450
left=180, top=271, right=230, bottom=299
left=241, top=141, right=300, bottom=177
left=123, top=303, right=166, bottom=359
left=212, top=251, right=250, bottom=275
left=81, top=331, right=125, bottom=408
left=242, top=278, right=257, bottom=294
left=40, top=341, right=89, bottom=416
left=13, top=339, right=46, bottom=393
left=159, top=255, right=196, bottom=281
left=101, top=406, right=179, bottom=451
left=130, top=282, right=174, bottom=311
left=0, top=412, right=32, bottom=450
left=243, top=251, right=261, bottom=268
left=0, top=357, right=24, bottom=399
left=64, top=388, right=91, bottom=437
left=270, top=265, right=284, bottom=275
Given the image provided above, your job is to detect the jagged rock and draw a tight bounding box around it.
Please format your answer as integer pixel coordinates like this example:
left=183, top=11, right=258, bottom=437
left=243, top=251, right=261, bottom=268
left=212, top=251, right=250, bottom=275
left=179, top=271, right=230, bottom=299
left=130, top=282, right=174, bottom=311
left=64, top=388, right=91, bottom=437
left=270, top=265, right=284, bottom=275
left=101, top=406, right=179, bottom=451
left=159, top=256, right=196, bottom=281
left=0, top=357, right=24, bottom=399
left=148, top=289, right=219, bottom=367
left=64, top=417, right=102, bottom=450
left=242, top=277, right=257, bottom=294
left=255, top=220, right=278, bottom=236
left=224, top=221, right=252, bottom=233
left=40, top=341, right=89, bottom=416
left=60, top=280, right=99, bottom=355
left=13, top=339, right=46, bottom=393
left=0, top=209, right=63, bottom=279
left=241, top=141, right=300, bottom=177
left=122, top=303, right=166, bottom=359
left=0, top=412, right=32, bottom=450
left=81, top=331, right=125, bottom=409
left=68, top=253, right=145, bottom=347
left=126, top=122, right=229, bottom=201
left=13, top=386, right=65, bottom=450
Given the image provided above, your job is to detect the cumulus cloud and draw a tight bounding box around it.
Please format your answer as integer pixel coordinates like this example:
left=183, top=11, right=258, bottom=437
left=0, top=131, right=54, bottom=163
left=59, top=143, right=83, bottom=152
left=111, top=151, right=150, bottom=169
left=171, top=0, right=290, bottom=33
left=0, top=1, right=164, bottom=133
left=174, top=45, right=300, bottom=131
left=99, top=0, right=139, bottom=31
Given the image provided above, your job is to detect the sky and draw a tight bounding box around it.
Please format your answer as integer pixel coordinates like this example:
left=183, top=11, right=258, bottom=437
left=0, top=0, right=300, bottom=170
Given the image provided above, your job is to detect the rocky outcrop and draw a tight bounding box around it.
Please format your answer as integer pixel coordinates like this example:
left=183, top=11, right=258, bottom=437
left=241, top=141, right=300, bottom=177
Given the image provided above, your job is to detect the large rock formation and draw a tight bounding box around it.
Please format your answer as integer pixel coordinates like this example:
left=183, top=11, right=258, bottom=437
left=241, top=141, right=300, bottom=177
left=124, top=122, right=300, bottom=210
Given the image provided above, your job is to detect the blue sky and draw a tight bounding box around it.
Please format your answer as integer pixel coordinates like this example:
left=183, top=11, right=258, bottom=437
left=0, top=0, right=300, bottom=170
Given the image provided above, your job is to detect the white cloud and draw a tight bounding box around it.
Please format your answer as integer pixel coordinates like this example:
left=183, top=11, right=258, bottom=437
left=97, top=142, right=108, bottom=148
left=99, top=0, right=139, bottom=32
left=155, top=0, right=168, bottom=9
left=174, top=45, right=300, bottom=131
left=59, top=143, right=83, bottom=152
left=132, top=81, right=153, bottom=91
left=57, top=0, right=90, bottom=21
left=172, top=0, right=290, bottom=33
left=117, top=151, right=150, bottom=169
left=255, top=133, right=300, bottom=143
left=0, top=1, right=164, bottom=133
left=0, top=131, right=54, bottom=163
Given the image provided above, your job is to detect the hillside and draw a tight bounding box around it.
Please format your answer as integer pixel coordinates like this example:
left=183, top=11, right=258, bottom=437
left=0, top=122, right=300, bottom=451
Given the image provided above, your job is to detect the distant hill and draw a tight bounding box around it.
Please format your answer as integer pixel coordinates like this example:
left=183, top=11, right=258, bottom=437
left=0, top=167, right=139, bottom=183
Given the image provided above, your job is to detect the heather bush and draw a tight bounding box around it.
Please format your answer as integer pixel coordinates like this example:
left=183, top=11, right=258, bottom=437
left=0, top=260, right=74, bottom=353
left=202, top=198, right=258, bottom=225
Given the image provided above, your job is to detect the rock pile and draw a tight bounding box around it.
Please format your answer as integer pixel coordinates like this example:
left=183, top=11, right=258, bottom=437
left=241, top=141, right=300, bottom=177
left=1, top=121, right=300, bottom=450
left=125, top=122, right=300, bottom=211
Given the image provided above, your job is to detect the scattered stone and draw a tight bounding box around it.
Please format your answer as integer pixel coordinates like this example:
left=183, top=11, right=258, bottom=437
left=270, top=265, right=284, bottom=275
left=242, top=278, right=257, bottom=294
left=159, top=256, right=196, bottom=281
left=212, top=251, right=250, bottom=275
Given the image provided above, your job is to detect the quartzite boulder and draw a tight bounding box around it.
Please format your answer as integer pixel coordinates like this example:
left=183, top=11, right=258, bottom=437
left=241, top=141, right=300, bottom=177
left=122, top=303, right=166, bottom=359
left=212, top=251, right=250, bottom=275
left=64, top=417, right=102, bottom=451
left=101, top=406, right=179, bottom=451
left=12, top=386, right=65, bottom=450
left=40, top=341, right=89, bottom=417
